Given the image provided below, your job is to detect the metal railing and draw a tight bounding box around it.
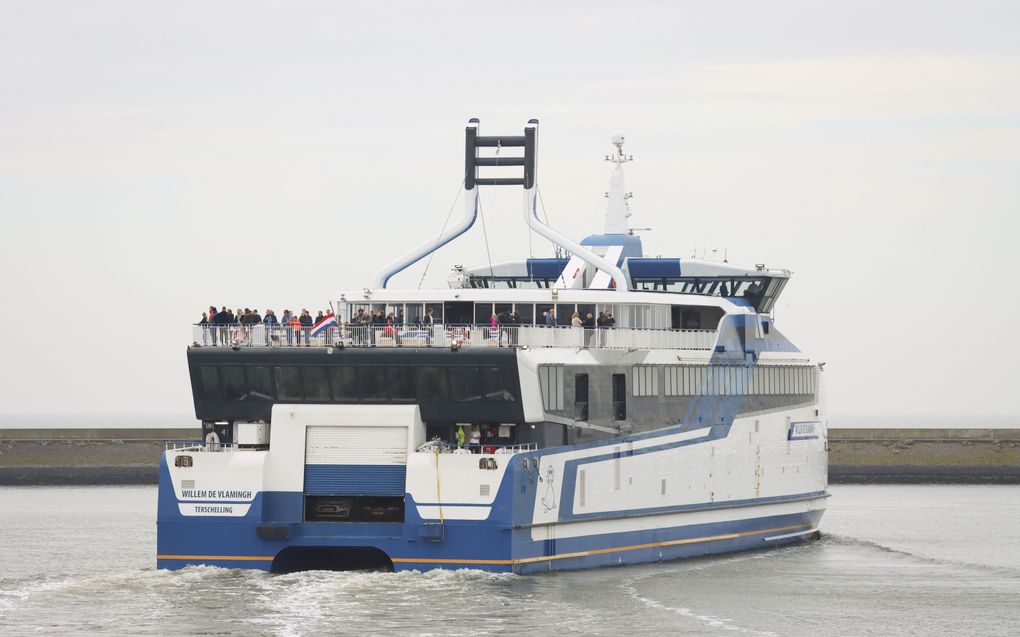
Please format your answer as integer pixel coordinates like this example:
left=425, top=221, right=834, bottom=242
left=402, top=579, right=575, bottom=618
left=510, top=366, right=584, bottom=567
left=192, top=323, right=716, bottom=352
left=164, top=440, right=236, bottom=452
left=415, top=440, right=539, bottom=454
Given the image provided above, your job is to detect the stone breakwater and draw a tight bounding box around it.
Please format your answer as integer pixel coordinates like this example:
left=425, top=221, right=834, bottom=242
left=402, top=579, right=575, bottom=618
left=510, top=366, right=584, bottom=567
left=0, top=428, right=198, bottom=485
left=1, top=427, right=1018, bottom=485
left=828, top=428, right=1020, bottom=484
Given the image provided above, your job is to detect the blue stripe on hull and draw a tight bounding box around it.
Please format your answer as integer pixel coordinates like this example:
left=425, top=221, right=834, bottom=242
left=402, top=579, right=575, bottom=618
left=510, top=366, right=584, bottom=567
left=508, top=508, right=824, bottom=574
left=157, top=490, right=824, bottom=574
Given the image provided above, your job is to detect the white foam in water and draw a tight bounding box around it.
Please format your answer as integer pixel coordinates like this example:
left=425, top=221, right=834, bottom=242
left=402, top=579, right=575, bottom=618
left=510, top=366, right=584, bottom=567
left=2, top=485, right=1020, bottom=635
left=619, top=574, right=779, bottom=636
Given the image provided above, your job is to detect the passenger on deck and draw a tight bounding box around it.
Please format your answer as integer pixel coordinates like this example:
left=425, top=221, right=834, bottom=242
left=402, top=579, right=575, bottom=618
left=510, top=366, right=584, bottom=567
left=198, top=312, right=209, bottom=345
left=291, top=312, right=304, bottom=346
left=383, top=317, right=395, bottom=338
left=299, top=309, right=313, bottom=346
left=469, top=425, right=481, bottom=452
left=571, top=311, right=582, bottom=327
left=354, top=308, right=369, bottom=346
left=583, top=312, right=595, bottom=347
left=204, top=306, right=216, bottom=346
left=263, top=309, right=278, bottom=346
left=215, top=306, right=231, bottom=345
left=423, top=307, right=434, bottom=345
left=508, top=309, right=521, bottom=346
left=281, top=310, right=294, bottom=346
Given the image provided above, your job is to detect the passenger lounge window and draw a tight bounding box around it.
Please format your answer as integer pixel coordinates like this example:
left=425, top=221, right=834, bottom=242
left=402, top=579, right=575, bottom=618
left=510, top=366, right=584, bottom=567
left=482, top=367, right=516, bottom=402
left=417, top=367, right=449, bottom=402
left=220, top=365, right=247, bottom=401
left=359, top=367, right=387, bottom=401
left=247, top=366, right=275, bottom=400
left=275, top=366, right=301, bottom=401
left=449, top=367, right=482, bottom=402
left=330, top=366, right=358, bottom=401
left=387, top=367, right=416, bottom=402
left=198, top=365, right=220, bottom=400
left=303, top=367, right=330, bottom=402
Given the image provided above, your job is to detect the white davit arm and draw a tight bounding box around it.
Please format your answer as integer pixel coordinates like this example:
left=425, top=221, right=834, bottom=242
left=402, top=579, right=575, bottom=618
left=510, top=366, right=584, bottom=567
left=523, top=121, right=630, bottom=291
left=373, top=120, right=481, bottom=290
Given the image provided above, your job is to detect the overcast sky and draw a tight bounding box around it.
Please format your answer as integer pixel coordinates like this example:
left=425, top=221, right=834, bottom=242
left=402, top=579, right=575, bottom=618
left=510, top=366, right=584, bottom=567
left=1, top=1, right=1017, bottom=427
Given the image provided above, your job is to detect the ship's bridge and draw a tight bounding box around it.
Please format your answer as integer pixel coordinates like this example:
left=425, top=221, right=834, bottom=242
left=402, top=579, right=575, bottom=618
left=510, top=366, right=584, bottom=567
left=455, top=257, right=790, bottom=314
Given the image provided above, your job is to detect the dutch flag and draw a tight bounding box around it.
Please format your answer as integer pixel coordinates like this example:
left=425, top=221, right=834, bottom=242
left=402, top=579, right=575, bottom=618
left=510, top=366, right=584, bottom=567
left=309, top=312, right=337, bottom=337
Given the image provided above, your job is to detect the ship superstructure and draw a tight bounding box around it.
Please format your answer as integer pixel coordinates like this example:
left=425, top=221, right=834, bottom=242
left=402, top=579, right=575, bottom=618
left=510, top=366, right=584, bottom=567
left=157, top=119, right=827, bottom=573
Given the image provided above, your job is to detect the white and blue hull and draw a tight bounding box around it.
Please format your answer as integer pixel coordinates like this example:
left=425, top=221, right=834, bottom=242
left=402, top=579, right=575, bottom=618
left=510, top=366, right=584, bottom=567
left=157, top=407, right=828, bottom=573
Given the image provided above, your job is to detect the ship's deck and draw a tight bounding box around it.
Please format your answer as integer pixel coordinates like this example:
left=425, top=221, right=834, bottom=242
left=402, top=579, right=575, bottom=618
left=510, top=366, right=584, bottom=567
left=192, top=323, right=717, bottom=352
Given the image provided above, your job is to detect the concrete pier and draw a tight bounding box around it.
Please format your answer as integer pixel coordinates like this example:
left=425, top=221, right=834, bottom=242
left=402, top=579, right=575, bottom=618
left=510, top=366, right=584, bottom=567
left=1, top=427, right=1018, bottom=486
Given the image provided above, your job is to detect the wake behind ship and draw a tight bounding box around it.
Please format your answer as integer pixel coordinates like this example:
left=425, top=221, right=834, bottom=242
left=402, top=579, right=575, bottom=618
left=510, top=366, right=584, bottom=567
left=157, top=119, right=828, bottom=573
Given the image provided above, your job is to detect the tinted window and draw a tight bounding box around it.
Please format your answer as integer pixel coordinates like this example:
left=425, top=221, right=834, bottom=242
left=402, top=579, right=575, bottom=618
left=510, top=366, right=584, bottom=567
left=199, top=366, right=220, bottom=400
left=359, top=367, right=387, bottom=401
left=303, top=367, right=330, bottom=402
left=555, top=304, right=574, bottom=326
left=247, top=366, right=275, bottom=400
left=330, top=366, right=358, bottom=401
left=220, top=365, right=246, bottom=400
left=483, top=367, right=516, bottom=402
left=417, top=367, right=449, bottom=402
left=474, top=303, right=493, bottom=325
left=388, top=367, right=416, bottom=402
left=275, top=366, right=302, bottom=401
left=450, top=367, right=482, bottom=402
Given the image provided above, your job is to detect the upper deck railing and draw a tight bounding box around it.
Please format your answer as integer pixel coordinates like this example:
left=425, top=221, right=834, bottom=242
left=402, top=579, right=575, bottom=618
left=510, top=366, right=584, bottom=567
left=192, top=323, right=716, bottom=352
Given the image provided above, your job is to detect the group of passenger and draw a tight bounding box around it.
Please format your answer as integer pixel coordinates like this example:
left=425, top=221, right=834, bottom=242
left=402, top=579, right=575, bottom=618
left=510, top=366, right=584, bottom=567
left=197, top=306, right=325, bottom=347
left=348, top=307, right=436, bottom=346
left=197, top=304, right=623, bottom=349
left=565, top=310, right=617, bottom=328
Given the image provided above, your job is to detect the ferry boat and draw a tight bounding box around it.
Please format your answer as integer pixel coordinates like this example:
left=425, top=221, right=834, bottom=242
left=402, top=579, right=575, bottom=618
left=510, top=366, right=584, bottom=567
left=157, top=119, right=828, bottom=573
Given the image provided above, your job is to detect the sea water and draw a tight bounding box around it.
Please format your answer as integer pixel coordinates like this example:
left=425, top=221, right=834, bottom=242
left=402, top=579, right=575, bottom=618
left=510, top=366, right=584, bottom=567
left=1, top=485, right=1017, bottom=636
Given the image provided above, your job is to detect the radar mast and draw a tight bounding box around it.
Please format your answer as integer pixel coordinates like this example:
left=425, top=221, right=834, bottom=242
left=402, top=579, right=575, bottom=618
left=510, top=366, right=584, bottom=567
left=604, top=134, right=633, bottom=235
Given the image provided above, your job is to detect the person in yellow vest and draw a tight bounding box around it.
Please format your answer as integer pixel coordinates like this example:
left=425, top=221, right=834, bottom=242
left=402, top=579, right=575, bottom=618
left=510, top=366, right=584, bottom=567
left=456, top=425, right=466, bottom=448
